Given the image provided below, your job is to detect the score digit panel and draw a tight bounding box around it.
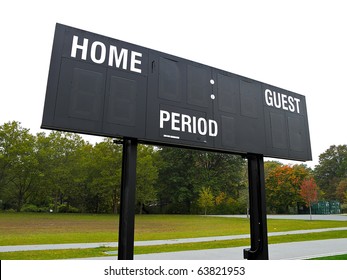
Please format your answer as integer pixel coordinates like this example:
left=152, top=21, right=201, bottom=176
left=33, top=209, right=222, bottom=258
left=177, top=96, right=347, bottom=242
left=42, top=23, right=312, bottom=161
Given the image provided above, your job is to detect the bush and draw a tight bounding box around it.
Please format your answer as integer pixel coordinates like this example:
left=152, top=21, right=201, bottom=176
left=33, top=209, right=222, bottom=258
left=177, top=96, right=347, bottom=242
left=21, top=204, right=50, bottom=212
left=213, top=198, right=247, bottom=215
left=21, top=204, right=40, bottom=212
left=58, top=204, right=80, bottom=213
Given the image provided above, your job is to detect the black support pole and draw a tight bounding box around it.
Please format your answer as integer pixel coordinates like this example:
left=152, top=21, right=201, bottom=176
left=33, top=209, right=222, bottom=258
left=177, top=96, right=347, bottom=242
left=118, top=138, right=138, bottom=260
left=243, top=154, right=269, bottom=260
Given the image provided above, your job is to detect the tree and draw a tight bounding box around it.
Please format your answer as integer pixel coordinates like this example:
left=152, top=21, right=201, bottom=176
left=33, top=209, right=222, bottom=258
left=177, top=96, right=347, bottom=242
left=264, top=161, right=283, bottom=178
left=266, top=164, right=311, bottom=213
left=136, top=145, right=158, bottom=214
left=0, top=121, right=41, bottom=211
left=156, top=147, right=247, bottom=214
left=86, top=139, right=122, bottom=213
left=300, top=178, right=319, bottom=220
left=156, top=147, right=197, bottom=213
left=192, top=152, right=247, bottom=202
left=314, top=145, right=347, bottom=200
left=198, top=186, right=214, bottom=215
left=215, top=191, right=227, bottom=206
left=336, top=179, right=347, bottom=204
left=36, top=131, right=86, bottom=212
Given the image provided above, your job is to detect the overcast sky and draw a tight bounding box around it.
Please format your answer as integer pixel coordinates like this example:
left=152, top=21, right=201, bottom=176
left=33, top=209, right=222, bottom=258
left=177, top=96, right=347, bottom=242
left=1, top=0, right=346, bottom=168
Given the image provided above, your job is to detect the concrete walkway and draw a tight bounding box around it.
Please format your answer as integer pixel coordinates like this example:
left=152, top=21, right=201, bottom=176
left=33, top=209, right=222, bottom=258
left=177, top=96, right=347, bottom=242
left=1, top=227, right=347, bottom=253
left=133, top=239, right=347, bottom=260
left=73, top=238, right=347, bottom=260
left=214, top=214, right=347, bottom=221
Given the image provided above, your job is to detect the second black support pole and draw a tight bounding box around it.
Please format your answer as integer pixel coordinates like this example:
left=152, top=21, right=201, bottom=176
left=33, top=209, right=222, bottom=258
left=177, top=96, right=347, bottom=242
left=244, top=154, right=269, bottom=260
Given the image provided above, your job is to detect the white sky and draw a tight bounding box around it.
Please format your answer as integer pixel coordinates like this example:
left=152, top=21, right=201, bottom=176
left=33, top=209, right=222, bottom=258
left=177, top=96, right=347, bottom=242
left=1, top=0, right=346, bottom=168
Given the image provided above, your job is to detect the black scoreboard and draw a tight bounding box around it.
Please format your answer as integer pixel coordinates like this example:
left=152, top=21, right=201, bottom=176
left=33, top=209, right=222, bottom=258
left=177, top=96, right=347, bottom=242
left=42, top=23, right=312, bottom=161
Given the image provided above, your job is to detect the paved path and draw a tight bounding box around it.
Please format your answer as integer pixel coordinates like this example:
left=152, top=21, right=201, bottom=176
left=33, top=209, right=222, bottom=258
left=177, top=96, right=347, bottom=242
left=212, top=214, right=347, bottom=221
left=133, top=239, right=347, bottom=260
left=72, top=238, right=347, bottom=260
left=1, top=227, right=347, bottom=253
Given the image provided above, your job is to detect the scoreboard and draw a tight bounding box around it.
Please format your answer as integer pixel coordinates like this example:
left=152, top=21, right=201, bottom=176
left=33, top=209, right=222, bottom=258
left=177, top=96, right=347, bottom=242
left=42, top=23, right=312, bottom=161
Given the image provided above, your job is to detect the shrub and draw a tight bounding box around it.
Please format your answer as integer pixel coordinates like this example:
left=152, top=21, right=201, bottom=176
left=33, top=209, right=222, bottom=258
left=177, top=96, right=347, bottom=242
left=58, top=204, right=80, bottom=213
left=21, top=204, right=50, bottom=212
left=21, top=204, right=40, bottom=212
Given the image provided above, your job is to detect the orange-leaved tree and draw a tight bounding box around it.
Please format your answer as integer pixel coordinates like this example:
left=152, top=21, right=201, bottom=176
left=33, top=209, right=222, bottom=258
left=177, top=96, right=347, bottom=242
left=266, top=164, right=310, bottom=214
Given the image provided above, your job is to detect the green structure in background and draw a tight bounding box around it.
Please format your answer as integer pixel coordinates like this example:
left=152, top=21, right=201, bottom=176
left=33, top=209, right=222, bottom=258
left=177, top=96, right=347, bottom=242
left=299, top=201, right=341, bottom=214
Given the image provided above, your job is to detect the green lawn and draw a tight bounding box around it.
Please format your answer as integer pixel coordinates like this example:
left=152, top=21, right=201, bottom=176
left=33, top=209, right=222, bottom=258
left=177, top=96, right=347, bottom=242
left=1, top=213, right=346, bottom=246
left=311, top=253, right=347, bottom=260
left=0, top=213, right=250, bottom=245
left=1, top=213, right=347, bottom=259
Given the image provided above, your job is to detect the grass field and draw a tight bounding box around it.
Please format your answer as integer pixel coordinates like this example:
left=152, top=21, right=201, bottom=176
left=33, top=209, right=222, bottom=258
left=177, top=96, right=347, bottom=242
left=311, top=253, right=347, bottom=260
left=1, top=213, right=347, bottom=259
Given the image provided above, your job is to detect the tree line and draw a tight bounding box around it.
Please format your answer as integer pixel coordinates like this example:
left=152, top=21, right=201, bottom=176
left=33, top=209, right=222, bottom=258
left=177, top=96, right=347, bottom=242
left=0, top=121, right=346, bottom=214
